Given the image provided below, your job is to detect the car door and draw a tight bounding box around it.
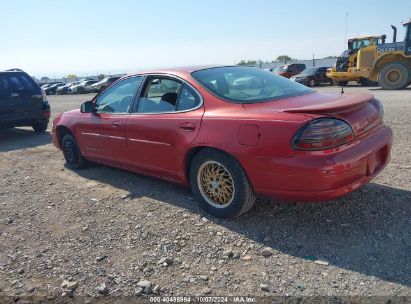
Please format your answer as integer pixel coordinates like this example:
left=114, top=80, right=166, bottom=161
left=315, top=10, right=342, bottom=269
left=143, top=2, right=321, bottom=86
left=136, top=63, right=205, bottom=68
left=126, top=75, right=204, bottom=182
left=76, top=76, right=143, bottom=164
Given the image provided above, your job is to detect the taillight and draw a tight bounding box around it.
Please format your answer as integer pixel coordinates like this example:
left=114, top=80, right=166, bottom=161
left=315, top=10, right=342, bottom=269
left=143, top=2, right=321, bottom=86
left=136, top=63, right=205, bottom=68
left=292, top=118, right=354, bottom=151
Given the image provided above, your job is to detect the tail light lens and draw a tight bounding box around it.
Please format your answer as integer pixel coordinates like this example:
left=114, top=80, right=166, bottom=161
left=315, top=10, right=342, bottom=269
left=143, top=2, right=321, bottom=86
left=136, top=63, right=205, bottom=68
left=292, top=118, right=354, bottom=151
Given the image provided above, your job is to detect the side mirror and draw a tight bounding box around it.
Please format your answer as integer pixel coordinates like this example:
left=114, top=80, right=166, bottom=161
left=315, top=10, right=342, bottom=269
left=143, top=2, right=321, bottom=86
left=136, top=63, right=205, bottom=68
left=80, top=100, right=94, bottom=113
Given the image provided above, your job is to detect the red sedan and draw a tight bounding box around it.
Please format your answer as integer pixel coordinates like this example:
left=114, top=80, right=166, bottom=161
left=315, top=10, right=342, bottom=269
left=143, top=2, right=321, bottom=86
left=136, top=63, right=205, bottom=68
left=52, top=66, right=393, bottom=218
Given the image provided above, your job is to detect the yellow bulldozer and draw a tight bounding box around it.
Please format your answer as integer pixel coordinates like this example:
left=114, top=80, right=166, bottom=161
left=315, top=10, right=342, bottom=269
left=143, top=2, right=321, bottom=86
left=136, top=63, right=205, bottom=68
left=327, top=35, right=386, bottom=86
left=354, top=19, right=411, bottom=89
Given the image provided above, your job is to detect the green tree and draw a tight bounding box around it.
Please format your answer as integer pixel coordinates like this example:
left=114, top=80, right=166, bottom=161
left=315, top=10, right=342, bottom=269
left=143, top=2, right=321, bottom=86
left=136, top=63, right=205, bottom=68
left=98, top=74, right=105, bottom=80
left=237, top=60, right=257, bottom=66
left=276, top=55, right=292, bottom=64
left=66, top=74, right=77, bottom=80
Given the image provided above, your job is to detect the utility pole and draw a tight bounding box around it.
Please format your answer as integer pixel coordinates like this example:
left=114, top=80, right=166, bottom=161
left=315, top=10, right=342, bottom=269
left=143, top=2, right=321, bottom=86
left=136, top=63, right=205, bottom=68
left=345, top=12, right=349, bottom=44
left=312, top=54, right=315, bottom=67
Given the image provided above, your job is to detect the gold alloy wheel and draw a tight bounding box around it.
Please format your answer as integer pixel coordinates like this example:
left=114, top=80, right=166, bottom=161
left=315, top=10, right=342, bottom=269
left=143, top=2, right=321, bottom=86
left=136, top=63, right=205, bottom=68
left=197, top=161, right=235, bottom=208
left=386, top=69, right=401, bottom=84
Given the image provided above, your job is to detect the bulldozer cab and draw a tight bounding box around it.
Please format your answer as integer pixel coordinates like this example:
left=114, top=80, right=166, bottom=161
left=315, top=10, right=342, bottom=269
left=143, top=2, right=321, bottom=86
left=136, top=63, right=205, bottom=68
left=348, top=36, right=385, bottom=51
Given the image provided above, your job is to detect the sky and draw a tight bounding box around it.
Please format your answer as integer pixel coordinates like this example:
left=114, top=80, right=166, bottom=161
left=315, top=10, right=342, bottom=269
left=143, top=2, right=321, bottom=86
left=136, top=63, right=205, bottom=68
left=0, top=0, right=410, bottom=78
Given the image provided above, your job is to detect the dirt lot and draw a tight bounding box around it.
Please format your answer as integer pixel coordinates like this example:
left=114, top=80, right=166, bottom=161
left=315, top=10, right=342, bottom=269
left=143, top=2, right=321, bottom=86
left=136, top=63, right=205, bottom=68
left=0, top=86, right=410, bottom=302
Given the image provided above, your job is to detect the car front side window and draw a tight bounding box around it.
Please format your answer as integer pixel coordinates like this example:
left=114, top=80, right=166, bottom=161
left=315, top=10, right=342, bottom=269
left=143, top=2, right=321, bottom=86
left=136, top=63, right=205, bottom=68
left=95, top=76, right=142, bottom=114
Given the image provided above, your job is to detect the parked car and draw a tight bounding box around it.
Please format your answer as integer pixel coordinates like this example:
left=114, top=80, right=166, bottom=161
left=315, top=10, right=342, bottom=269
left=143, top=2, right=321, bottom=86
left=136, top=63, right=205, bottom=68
left=41, top=83, right=52, bottom=89
left=41, top=83, right=57, bottom=90
left=87, top=76, right=121, bottom=93
left=52, top=66, right=392, bottom=218
left=69, top=80, right=97, bottom=94
left=56, top=82, right=79, bottom=95
left=273, top=63, right=306, bottom=78
left=44, top=82, right=65, bottom=95
left=290, top=67, right=332, bottom=87
left=0, top=69, right=50, bottom=132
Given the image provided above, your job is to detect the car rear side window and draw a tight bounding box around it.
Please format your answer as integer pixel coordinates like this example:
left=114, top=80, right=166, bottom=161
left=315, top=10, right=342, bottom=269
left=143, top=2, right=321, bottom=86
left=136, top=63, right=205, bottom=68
left=192, top=67, right=313, bottom=103
left=136, top=77, right=202, bottom=113
left=0, top=76, right=13, bottom=94
left=9, top=75, right=37, bottom=91
left=176, top=85, right=201, bottom=111
left=137, top=77, right=182, bottom=113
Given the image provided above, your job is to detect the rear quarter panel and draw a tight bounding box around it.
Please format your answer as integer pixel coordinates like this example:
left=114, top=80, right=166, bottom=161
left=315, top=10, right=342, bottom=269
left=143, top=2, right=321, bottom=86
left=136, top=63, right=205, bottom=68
left=190, top=101, right=311, bottom=159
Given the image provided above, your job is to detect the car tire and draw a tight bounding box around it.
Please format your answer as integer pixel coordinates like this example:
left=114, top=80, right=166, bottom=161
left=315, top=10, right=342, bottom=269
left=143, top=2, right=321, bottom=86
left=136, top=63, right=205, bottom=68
left=309, top=79, right=315, bottom=87
left=378, top=62, right=410, bottom=90
left=62, top=134, right=87, bottom=170
left=189, top=148, right=256, bottom=218
left=77, top=87, right=85, bottom=94
left=32, top=121, right=48, bottom=133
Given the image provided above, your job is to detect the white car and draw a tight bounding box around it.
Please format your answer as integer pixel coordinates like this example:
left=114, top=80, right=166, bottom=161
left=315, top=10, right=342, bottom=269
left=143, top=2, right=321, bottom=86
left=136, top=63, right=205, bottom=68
left=69, top=80, right=97, bottom=94
left=87, top=76, right=121, bottom=93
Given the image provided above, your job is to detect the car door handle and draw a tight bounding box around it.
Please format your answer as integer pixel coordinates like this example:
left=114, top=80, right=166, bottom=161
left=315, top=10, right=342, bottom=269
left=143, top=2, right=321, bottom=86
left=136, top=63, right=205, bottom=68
left=112, top=121, right=122, bottom=128
left=179, top=122, right=196, bottom=131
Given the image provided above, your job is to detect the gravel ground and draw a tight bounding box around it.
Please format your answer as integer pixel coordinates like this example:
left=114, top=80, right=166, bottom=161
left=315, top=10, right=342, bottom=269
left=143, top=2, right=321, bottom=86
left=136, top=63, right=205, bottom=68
left=0, top=86, right=410, bottom=303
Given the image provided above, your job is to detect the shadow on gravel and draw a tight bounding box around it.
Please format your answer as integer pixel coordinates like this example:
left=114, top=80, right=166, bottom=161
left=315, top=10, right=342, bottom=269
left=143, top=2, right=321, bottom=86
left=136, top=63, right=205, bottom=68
left=0, top=128, right=51, bottom=152
left=71, top=164, right=411, bottom=287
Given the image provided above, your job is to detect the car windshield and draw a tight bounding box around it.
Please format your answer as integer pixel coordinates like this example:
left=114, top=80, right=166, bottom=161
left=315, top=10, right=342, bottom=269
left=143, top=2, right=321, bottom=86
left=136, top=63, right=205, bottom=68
left=192, top=67, right=313, bottom=103
left=300, top=68, right=318, bottom=75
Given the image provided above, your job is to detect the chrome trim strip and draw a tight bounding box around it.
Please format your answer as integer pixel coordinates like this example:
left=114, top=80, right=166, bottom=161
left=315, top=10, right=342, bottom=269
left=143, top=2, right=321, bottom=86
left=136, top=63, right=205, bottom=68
left=82, top=132, right=125, bottom=140
left=128, top=138, right=172, bottom=146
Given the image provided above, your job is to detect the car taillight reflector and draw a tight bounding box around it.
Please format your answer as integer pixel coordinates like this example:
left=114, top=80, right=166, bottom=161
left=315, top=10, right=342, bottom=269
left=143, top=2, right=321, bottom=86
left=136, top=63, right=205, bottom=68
left=292, top=118, right=354, bottom=151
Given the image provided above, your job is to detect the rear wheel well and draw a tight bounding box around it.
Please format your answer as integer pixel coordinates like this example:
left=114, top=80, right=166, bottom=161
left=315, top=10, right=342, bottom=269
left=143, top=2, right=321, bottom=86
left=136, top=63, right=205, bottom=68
left=55, top=126, right=73, bottom=149
left=185, top=146, right=241, bottom=184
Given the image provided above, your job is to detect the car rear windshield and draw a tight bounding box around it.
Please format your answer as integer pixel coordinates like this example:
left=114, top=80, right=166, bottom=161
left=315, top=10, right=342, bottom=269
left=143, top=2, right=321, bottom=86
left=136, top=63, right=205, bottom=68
left=0, top=73, right=39, bottom=94
left=191, top=67, right=313, bottom=103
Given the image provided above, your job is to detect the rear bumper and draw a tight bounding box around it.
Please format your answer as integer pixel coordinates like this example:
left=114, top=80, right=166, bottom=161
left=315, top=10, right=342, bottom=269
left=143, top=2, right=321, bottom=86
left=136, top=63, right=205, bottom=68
left=0, top=109, right=50, bottom=128
left=243, top=126, right=393, bottom=201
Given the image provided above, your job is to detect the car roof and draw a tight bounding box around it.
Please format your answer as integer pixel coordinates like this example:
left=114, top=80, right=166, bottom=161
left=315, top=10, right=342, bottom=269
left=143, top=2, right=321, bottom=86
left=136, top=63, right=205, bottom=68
left=0, top=70, right=26, bottom=75
left=125, top=65, right=237, bottom=77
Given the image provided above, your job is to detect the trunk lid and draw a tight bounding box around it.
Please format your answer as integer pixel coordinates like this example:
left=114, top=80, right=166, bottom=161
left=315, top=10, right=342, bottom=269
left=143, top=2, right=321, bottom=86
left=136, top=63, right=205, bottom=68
left=242, top=91, right=382, bottom=136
